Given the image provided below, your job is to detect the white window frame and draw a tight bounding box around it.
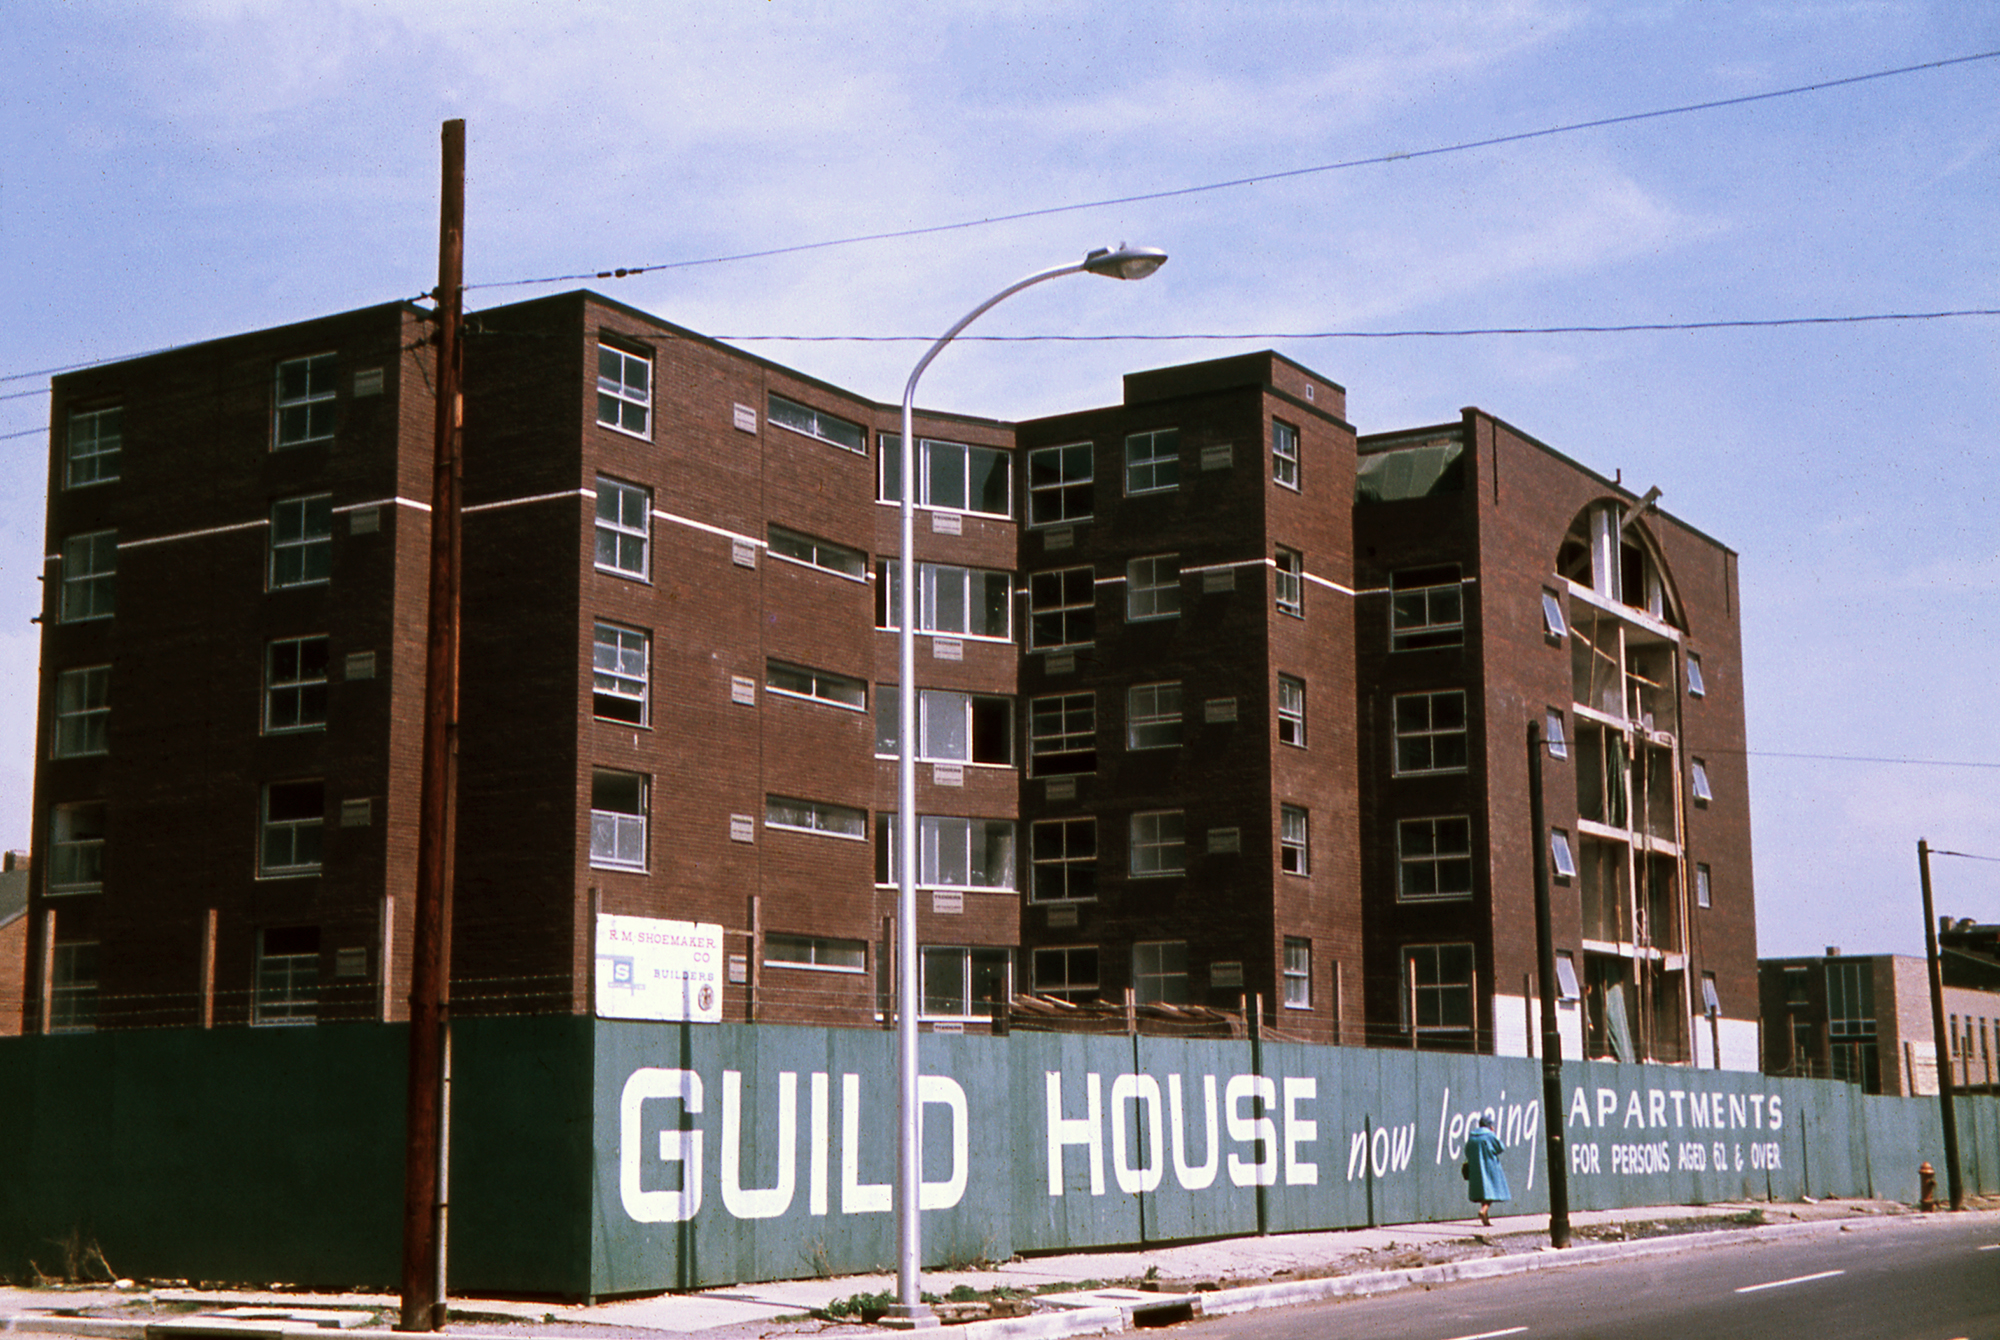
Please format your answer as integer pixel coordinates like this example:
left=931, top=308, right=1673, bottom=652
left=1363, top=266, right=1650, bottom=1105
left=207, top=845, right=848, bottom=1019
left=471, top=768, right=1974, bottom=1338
left=767, top=525, right=866, bottom=580
left=1541, top=588, right=1568, bottom=639
left=879, top=434, right=1012, bottom=518
left=1687, top=653, right=1706, bottom=698
left=1027, top=443, right=1094, bottom=526
left=48, top=941, right=99, bottom=1033
left=1274, top=548, right=1303, bottom=617
left=1124, top=428, right=1179, bottom=495
left=765, top=933, right=867, bottom=973
left=1030, top=817, right=1096, bottom=903
left=1405, top=942, right=1476, bottom=1034
left=1029, top=567, right=1095, bottom=649
left=1550, top=828, right=1577, bottom=880
left=877, top=813, right=1017, bottom=890
left=1272, top=419, right=1300, bottom=491
left=52, top=665, right=110, bottom=758
left=765, top=795, right=867, bottom=840
left=260, top=779, right=325, bottom=876
left=1133, top=940, right=1190, bottom=1005
left=1691, top=758, right=1713, bottom=805
left=1545, top=708, right=1569, bottom=760
left=48, top=801, right=105, bottom=895
left=767, top=660, right=867, bottom=712
left=1029, top=692, right=1096, bottom=775
left=1280, top=804, right=1309, bottom=875
left=1130, top=809, right=1186, bottom=877
left=1282, top=937, right=1311, bottom=1009
left=593, top=622, right=650, bottom=725
left=1278, top=675, right=1306, bottom=747
left=1032, top=944, right=1099, bottom=1002
left=254, top=926, right=320, bottom=1026
left=920, top=945, right=1011, bottom=1020
left=1397, top=815, right=1473, bottom=901
left=1126, top=682, right=1183, bottom=750
left=767, top=393, right=864, bottom=453
left=1391, top=568, right=1464, bottom=650
left=596, top=343, right=652, bottom=438
left=270, top=494, right=333, bottom=589
left=1126, top=555, right=1180, bottom=621
left=594, top=477, right=651, bottom=580
left=877, top=561, right=1013, bottom=640
left=66, top=407, right=122, bottom=488
left=590, top=769, right=649, bottom=870
left=61, top=531, right=116, bottom=623
left=266, top=635, right=330, bottom=733
left=274, top=354, right=337, bottom=448
left=1393, top=689, right=1468, bottom=776
left=1696, top=862, right=1713, bottom=909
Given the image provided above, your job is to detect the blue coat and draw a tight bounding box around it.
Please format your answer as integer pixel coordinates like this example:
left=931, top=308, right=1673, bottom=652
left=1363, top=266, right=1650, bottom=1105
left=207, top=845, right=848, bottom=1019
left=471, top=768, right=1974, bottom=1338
left=1464, top=1128, right=1511, bottom=1203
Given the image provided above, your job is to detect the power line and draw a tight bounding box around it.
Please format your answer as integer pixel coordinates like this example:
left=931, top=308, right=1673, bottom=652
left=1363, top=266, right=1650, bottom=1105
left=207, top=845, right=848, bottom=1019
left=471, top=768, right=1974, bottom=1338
left=1933, top=849, right=2000, bottom=864
left=1735, top=749, right=2000, bottom=770
left=464, top=49, right=2000, bottom=293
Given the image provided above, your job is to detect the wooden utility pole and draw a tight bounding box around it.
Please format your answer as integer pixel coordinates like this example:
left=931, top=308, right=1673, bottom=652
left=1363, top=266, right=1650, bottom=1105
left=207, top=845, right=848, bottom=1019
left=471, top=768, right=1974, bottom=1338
left=1529, top=720, right=1572, bottom=1248
left=1917, top=839, right=1964, bottom=1211
left=400, top=117, right=465, bottom=1332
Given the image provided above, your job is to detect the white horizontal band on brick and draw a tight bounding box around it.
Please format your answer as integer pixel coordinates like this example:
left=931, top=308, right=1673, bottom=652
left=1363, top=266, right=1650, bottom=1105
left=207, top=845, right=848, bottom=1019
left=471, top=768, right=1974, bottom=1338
left=1183, top=558, right=1268, bottom=574
left=653, top=507, right=765, bottom=550
left=462, top=488, right=588, bottom=515
left=335, top=496, right=431, bottom=514
left=119, top=518, right=268, bottom=551
left=1303, top=572, right=1356, bottom=596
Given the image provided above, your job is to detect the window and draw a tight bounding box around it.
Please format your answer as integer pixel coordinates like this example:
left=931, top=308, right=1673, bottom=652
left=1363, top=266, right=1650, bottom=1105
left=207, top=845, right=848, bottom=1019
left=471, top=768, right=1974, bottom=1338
left=1696, top=862, right=1713, bottom=909
left=1126, top=555, right=1180, bottom=621
left=876, top=814, right=1017, bottom=890
left=1687, top=653, right=1706, bottom=698
left=875, top=688, right=1011, bottom=761
left=270, top=495, right=333, bottom=588
left=1782, top=965, right=1810, bottom=1006
left=1127, top=682, right=1183, bottom=750
left=1032, top=945, right=1099, bottom=1003
left=1405, top=943, right=1475, bottom=1033
left=1029, top=692, right=1096, bottom=775
left=1545, top=709, right=1569, bottom=760
left=1274, top=548, right=1303, bottom=617
left=1130, top=810, right=1186, bottom=877
left=1393, top=690, right=1468, bottom=775
left=767, top=393, right=864, bottom=453
left=49, top=941, right=99, bottom=1033
left=1701, top=972, right=1721, bottom=1017
left=592, top=623, right=649, bottom=724
left=1550, top=828, right=1577, bottom=880
left=1028, top=443, right=1094, bottom=525
left=266, top=636, right=330, bottom=732
left=1030, top=818, right=1096, bottom=901
left=48, top=802, right=105, bottom=894
left=274, top=354, right=336, bottom=447
left=1280, top=805, right=1310, bottom=874
left=767, top=525, right=865, bottom=579
left=596, top=343, right=651, bottom=437
left=768, top=660, right=866, bottom=711
left=590, top=770, right=649, bottom=869
left=765, top=933, right=867, bottom=972
left=766, top=795, right=866, bottom=839
left=1278, top=675, right=1306, bottom=747
left=1541, top=588, right=1568, bottom=639
left=66, top=407, right=122, bottom=488
left=1124, top=428, right=1179, bottom=495
left=1029, top=567, right=1095, bottom=649
left=1397, top=816, right=1472, bottom=900
left=594, top=477, right=651, bottom=578
left=60, top=532, right=116, bottom=622
left=1690, top=759, right=1713, bottom=805
left=1133, top=941, right=1190, bottom=1005
left=876, top=561, right=1011, bottom=639
left=879, top=435, right=1011, bottom=517
left=52, top=666, right=110, bottom=758
left=1391, top=567, right=1463, bottom=650
left=1283, top=938, right=1311, bottom=1008
left=255, top=927, right=320, bottom=1025
left=1272, top=420, right=1300, bottom=490
left=260, top=780, right=325, bottom=875
left=1555, top=952, right=1581, bottom=1002
left=921, top=946, right=1010, bottom=1019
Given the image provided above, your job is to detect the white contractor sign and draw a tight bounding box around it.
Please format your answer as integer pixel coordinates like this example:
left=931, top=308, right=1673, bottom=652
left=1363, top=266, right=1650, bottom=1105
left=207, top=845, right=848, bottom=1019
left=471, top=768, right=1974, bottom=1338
left=594, top=914, right=724, bottom=1022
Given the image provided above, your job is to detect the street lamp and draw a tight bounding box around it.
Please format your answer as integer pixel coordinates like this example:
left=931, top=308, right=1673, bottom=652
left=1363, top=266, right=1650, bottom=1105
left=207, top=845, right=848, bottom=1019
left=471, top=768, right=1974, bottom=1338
left=890, top=245, right=1166, bottom=1323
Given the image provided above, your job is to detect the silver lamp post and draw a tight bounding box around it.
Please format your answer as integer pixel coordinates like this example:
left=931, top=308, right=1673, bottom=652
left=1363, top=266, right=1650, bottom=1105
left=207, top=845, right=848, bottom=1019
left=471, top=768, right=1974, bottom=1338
left=890, top=245, right=1167, bottom=1322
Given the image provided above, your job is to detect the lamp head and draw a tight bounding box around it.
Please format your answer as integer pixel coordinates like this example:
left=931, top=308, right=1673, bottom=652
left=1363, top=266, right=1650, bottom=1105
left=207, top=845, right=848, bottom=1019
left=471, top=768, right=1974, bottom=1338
left=1083, top=244, right=1168, bottom=281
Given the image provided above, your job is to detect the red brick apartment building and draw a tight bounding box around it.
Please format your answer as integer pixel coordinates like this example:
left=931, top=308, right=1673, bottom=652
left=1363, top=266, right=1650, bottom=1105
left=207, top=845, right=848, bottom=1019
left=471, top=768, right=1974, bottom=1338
left=19, top=290, right=1758, bottom=1063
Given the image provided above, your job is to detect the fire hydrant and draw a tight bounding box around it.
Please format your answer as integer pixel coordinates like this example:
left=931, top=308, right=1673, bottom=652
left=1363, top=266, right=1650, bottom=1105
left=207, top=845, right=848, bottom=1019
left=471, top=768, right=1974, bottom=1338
left=1919, top=1161, right=1937, bottom=1211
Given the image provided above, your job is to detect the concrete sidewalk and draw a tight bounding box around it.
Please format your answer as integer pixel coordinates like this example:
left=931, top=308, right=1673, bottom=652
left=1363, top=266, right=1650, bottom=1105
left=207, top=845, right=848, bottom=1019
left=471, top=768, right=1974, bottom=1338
left=1, top=1199, right=1979, bottom=1340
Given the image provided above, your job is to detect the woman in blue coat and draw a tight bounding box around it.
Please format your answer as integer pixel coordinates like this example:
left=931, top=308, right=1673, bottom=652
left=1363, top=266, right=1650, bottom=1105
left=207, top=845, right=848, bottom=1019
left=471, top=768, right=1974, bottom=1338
left=1463, top=1114, right=1511, bottom=1226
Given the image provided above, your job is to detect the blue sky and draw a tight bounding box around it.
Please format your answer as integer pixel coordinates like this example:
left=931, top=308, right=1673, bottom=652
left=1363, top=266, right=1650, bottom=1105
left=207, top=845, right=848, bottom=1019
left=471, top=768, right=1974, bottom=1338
left=3, top=1, right=1995, bottom=957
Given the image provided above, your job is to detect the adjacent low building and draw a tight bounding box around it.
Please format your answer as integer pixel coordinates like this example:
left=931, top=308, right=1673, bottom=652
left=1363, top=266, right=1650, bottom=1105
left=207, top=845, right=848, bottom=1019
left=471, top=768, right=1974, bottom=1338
left=17, top=291, right=1761, bottom=1062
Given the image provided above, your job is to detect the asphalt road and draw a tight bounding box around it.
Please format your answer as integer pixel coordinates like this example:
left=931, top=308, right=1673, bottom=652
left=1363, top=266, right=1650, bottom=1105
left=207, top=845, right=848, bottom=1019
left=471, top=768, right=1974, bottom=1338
left=1182, top=1216, right=2000, bottom=1340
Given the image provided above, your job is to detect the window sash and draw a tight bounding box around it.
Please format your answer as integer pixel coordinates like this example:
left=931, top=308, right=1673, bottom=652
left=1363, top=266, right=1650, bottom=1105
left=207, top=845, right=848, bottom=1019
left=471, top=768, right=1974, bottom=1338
left=597, top=345, right=652, bottom=436
left=266, top=636, right=331, bottom=732
left=274, top=355, right=336, bottom=447
left=1133, top=940, right=1190, bottom=1004
left=1397, top=816, right=1473, bottom=899
left=1272, top=421, right=1300, bottom=489
left=1275, top=550, right=1303, bottom=616
left=270, top=496, right=333, bottom=587
left=879, top=814, right=1017, bottom=889
left=1541, top=589, right=1568, bottom=638
left=594, top=479, right=651, bottom=577
left=1280, top=805, right=1309, bottom=874
left=765, top=934, right=867, bottom=972
left=61, top=532, right=116, bottom=622
left=1391, top=577, right=1463, bottom=650
left=878, top=562, right=1012, bottom=638
left=1690, top=759, right=1713, bottom=803
left=49, top=802, right=106, bottom=893
left=66, top=408, right=122, bottom=487
left=1124, top=429, right=1180, bottom=494
left=53, top=666, right=110, bottom=757
left=1687, top=654, right=1706, bottom=697
left=1130, top=810, right=1186, bottom=876
left=767, top=525, right=865, bottom=579
left=1126, top=556, right=1180, bottom=620
left=920, top=945, right=1010, bottom=1019
left=880, top=435, right=1013, bottom=517
left=1393, top=690, right=1468, bottom=774
left=767, top=393, right=864, bottom=453
left=1032, top=945, right=1099, bottom=1001
left=1282, top=937, right=1311, bottom=1007
left=1029, top=692, right=1096, bottom=774
left=1027, top=443, right=1094, bottom=525
left=1029, top=567, right=1096, bottom=649
left=1030, top=818, right=1096, bottom=902
left=1126, top=682, right=1183, bottom=750
left=49, top=942, right=99, bottom=1032
left=261, top=782, right=325, bottom=874
left=1406, top=943, right=1476, bottom=1030
left=766, top=796, right=866, bottom=839
left=1278, top=676, right=1306, bottom=746
left=768, top=661, right=866, bottom=711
